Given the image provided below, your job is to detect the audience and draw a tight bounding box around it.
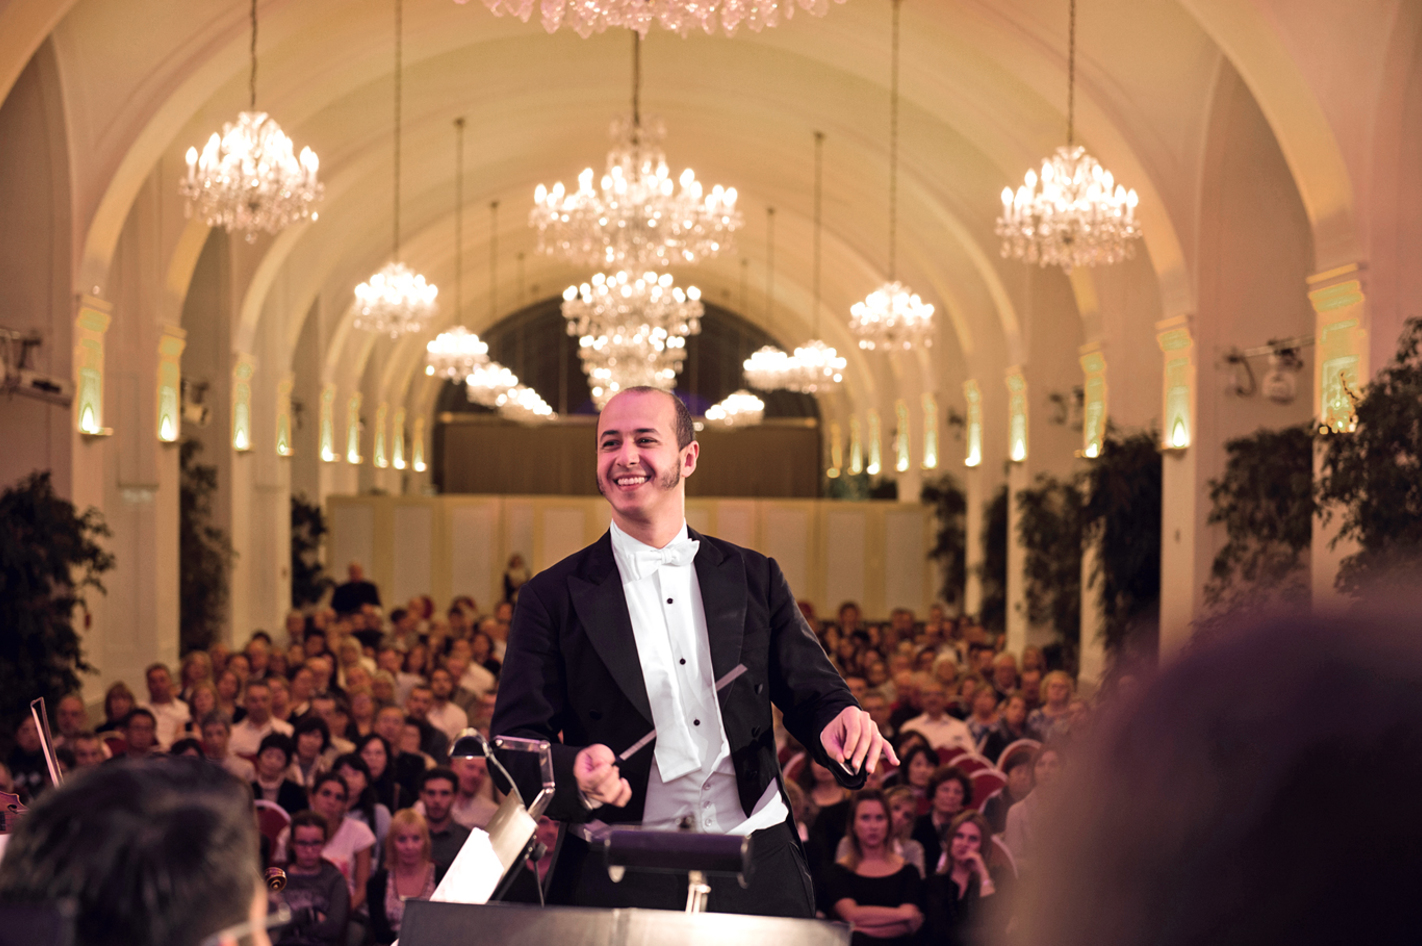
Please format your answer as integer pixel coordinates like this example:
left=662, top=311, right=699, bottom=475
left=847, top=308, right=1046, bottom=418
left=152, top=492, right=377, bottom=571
left=923, top=810, right=1010, bottom=946
left=252, top=732, right=309, bottom=815
left=825, top=790, right=925, bottom=945
left=140, top=662, right=191, bottom=749
left=913, top=766, right=973, bottom=873
left=366, top=808, right=440, bottom=945
left=278, top=810, right=350, bottom=946
left=415, top=767, right=472, bottom=874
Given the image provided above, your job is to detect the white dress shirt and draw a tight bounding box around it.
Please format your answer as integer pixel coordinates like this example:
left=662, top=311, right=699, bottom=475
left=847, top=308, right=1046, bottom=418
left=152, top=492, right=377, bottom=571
left=609, top=520, right=788, bottom=835
left=900, top=711, right=976, bottom=752
left=141, top=698, right=191, bottom=750
left=427, top=700, right=469, bottom=742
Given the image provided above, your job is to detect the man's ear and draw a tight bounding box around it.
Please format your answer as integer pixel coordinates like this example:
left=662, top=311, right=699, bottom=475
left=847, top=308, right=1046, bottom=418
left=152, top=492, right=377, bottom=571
left=681, top=440, right=700, bottom=477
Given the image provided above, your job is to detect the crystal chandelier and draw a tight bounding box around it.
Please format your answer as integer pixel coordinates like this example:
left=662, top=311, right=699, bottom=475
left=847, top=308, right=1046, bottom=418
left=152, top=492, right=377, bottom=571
left=531, top=34, right=741, bottom=269
left=497, top=384, right=556, bottom=424
left=849, top=0, right=934, bottom=352
left=741, top=207, right=799, bottom=392
left=425, top=326, right=489, bottom=381
left=785, top=132, right=846, bottom=390
left=179, top=0, right=322, bottom=242
left=705, top=390, right=765, bottom=428
left=563, top=271, right=703, bottom=409
left=476, top=0, right=844, bottom=38
left=424, top=120, right=489, bottom=381
left=996, top=0, right=1141, bottom=270
left=466, top=361, right=521, bottom=406
left=354, top=0, right=438, bottom=339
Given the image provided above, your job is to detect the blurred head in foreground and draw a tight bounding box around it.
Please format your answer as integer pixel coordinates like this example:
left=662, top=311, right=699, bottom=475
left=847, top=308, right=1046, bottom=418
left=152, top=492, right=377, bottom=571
left=1021, top=607, right=1422, bottom=946
left=0, top=757, right=265, bottom=946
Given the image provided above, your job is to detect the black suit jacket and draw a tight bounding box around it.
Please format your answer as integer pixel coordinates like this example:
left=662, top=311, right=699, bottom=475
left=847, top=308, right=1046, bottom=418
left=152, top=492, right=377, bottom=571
left=491, top=528, right=863, bottom=825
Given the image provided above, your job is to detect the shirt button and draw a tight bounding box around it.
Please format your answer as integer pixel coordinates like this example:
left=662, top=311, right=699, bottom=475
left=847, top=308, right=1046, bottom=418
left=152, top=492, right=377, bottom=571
left=693, top=719, right=700, bottom=726
left=667, top=598, right=673, bottom=604
left=680, top=659, right=686, bottom=665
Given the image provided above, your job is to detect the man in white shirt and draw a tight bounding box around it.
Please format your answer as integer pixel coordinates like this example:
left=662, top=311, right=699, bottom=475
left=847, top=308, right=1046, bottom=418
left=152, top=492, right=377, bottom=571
left=448, top=754, right=499, bottom=830
left=492, top=387, right=895, bottom=916
left=426, top=668, right=469, bottom=743
left=140, top=663, right=190, bottom=750
left=900, top=681, right=976, bottom=753
left=228, top=679, right=294, bottom=757
left=200, top=711, right=257, bottom=781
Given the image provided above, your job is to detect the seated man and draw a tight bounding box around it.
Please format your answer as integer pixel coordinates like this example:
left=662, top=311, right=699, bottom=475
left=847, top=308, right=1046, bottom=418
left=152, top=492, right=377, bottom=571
left=900, top=681, right=976, bottom=753
left=0, top=758, right=268, bottom=946
left=201, top=711, right=257, bottom=781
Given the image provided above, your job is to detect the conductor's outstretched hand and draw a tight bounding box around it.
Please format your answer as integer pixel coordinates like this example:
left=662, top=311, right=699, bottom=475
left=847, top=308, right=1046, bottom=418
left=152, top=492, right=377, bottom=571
left=821, top=706, right=899, bottom=776
left=574, top=743, right=633, bottom=807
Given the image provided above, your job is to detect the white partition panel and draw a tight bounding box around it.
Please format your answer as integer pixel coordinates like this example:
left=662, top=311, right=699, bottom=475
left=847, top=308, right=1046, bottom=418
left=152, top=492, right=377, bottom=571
left=883, top=510, right=928, bottom=613
left=824, top=511, right=867, bottom=609
left=449, top=502, right=497, bottom=609
left=391, top=504, right=434, bottom=608
left=540, top=507, right=588, bottom=570
left=505, top=501, right=535, bottom=572
left=328, top=502, right=374, bottom=579
left=716, top=501, right=756, bottom=549
left=762, top=507, right=812, bottom=600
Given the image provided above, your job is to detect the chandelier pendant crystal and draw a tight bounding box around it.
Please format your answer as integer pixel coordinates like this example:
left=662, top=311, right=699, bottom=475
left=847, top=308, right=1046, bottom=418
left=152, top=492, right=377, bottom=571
left=705, top=390, right=765, bottom=428
left=354, top=0, right=438, bottom=339
left=996, top=0, right=1141, bottom=271
left=466, top=361, right=521, bottom=406
left=496, top=384, right=556, bottom=423
left=425, top=326, right=489, bottom=381
left=562, top=270, right=703, bottom=409
left=179, top=0, right=322, bottom=242
left=476, top=0, right=845, bottom=38
left=850, top=0, right=934, bottom=352
left=531, top=33, right=742, bottom=269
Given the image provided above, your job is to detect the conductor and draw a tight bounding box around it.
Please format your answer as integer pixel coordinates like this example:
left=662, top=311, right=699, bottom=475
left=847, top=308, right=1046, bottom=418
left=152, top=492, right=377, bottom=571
left=492, top=386, right=896, bottom=915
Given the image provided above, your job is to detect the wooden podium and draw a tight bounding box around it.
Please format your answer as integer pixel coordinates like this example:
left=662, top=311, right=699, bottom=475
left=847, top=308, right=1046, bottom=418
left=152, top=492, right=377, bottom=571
left=400, top=900, right=851, bottom=946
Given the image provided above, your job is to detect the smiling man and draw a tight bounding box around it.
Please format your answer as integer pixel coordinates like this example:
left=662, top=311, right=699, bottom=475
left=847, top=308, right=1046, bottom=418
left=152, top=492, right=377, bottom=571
left=492, top=386, right=894, bottom=916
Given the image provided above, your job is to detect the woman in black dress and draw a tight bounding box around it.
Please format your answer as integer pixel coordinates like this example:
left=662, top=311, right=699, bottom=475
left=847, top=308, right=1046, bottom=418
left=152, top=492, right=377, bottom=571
left=923, top=811, right=1011, bottom=946
left=825, top=790, right=924, bottom=946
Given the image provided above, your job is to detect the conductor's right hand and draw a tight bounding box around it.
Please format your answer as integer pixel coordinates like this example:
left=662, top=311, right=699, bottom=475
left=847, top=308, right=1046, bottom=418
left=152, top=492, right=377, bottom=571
left=574, top=744, right=633, bottom=807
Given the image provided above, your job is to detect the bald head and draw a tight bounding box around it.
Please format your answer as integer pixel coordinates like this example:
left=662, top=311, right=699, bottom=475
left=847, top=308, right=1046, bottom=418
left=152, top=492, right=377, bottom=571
left=601, top=387, right=695, bottom=450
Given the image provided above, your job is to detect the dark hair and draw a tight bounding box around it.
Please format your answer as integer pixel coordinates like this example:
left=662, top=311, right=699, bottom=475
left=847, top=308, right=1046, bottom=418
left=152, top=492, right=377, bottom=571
left=354, top=733, right=402, bottom=811
left=168, top=737, right=203, bottom=757
left=0, top=758, right=259, bottom=946
left=248, top=630, right=273, bottom=645
left=420, top=766, right=458, bottom=794
left=1001, top=748, right=1036, bottom=775
left=123, top=707, right=156, bottom=729
left=616, top=386, right=695, bottom=449
left=290, top=808, right=330, bottom=841
left=390, top=608, right=408, bottom=623
left=257, top=732, right=294, bottom=764
left=332, top=753, right=378, bottom=827
left=897, top=743, right=939, bottom=787
left=310, top=771, right=348, bottom=804
left=927, top=764, right=974, bottom=807
left=293, top=714, right=331, bottom=753
left=199, top=710, right=231, bottom=733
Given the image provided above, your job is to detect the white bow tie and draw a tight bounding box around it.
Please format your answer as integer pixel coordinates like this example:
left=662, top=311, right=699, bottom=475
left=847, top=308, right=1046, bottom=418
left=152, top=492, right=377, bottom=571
left=625, top=535, right=700, bottom=582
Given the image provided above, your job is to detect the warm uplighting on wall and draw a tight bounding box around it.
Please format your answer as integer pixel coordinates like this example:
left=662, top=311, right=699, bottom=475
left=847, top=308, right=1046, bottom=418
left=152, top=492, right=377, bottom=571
left=849, top=416, right=864, bottom=475
left=826, top=422, right=843, bottom=479
left=232, top=355, right=254, bottom=452
left=921, top=393, right=939, bottom=470
left=1006, top=369, right=1028, bottom=463
left=1309, top=270, right=1367, bottom=435
left=866, top=410, right=882, bottom=476
left=1157, top=317, right=1195, bottom=452
left=373, top=403, right=389, bottom=468
left=319, top=384, right=337, bottom=462
left=75, top=296, right=112, bottom=437
left=963, top=380, right=982, bottom=468
left=1080, top=348, right=1106, bottom=459
left=411, top=416, right=427, bottom=472
left=345, top=393, right=363, bottom=464
left=156, top=327, right=185, bottom=443
left=392, top=408, right=407, bottom=470
left=275, top=376, right=294, bottom=456
left=894, top=400, right=911, bottom=473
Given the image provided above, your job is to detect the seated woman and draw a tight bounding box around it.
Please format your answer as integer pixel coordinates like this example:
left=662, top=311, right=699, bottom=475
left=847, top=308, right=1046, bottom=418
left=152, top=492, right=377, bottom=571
left=290, top=716, right=334, bottom=791
left=800, top=758, right=853, bottom=855
left=923, top=811, right=1012, bottom=946
left=277, top=810, right=350, bottom=946
left=367, top=808, right=441, bottom=945
left=333, top=753, right=392, bottom=866
left=982, top=749, right=1034, bottom=834
left=825, top=790, right=924, bottom=946
left=1004, top=744, right=1063, bottom=874
left=913, top=766, right=972, bottom=872
left=276, top=773, right=376, bottom=915
left=1027, top=672, right=1075, bottom=742
left=252, top=732, right=309, bottom=815
left=356, top=732, right=406, bottom=812
left=979, top=693, right=1032, bottom=765
left=836, top=784, right=927, bottom=877
left=883, top=743, right=938, bottom=815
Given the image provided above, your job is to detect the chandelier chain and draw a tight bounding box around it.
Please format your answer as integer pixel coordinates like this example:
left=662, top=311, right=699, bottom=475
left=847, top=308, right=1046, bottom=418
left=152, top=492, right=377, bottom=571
left=394, top=0, right=403, bottom=256
left=1067, top=0, right=1076, bottom=146
left=490, top=201, right=499, bottom=320
left=249, top=0, right=258, bottom=110
left=888, top=0, right=901, bottom=280
left=455, top=118, right=465, bottom=322
left=813, top=131, right=824, bottom=337
left=631, top=31, right=641, bottom=142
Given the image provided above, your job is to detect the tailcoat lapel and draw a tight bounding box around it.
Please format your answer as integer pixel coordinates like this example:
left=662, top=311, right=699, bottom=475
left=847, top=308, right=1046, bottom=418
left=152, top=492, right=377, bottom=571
left=568, top=533, right=654, bottom=728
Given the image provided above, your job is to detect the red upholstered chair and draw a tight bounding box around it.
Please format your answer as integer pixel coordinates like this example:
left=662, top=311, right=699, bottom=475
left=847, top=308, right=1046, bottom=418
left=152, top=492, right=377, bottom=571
left=253, top=799, right=291, bottom=851
left=101, top=734, right=127, bottom=758
left=954, top=755, right=990, bottom=775
left=937, top=746, right=969, bottom=766
left=970, top=770, right=1007, bottom=809
left=990, top=835, right=1019, bottom=877
left=995, top=738, right=1041, bottom=771
left=781, top=751, right=808, bottom=785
